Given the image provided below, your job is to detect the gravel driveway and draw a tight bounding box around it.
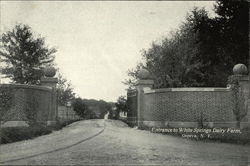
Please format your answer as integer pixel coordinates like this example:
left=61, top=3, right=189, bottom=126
left=0, top=119, right=249, bottom=165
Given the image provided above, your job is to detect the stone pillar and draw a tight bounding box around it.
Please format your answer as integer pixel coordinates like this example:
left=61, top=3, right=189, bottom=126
left=238, top=76, right=249, bottom=101
left=232, top=64, right=250, bottom=128
left=40, top=67, right=58, bottom=126
left=237, top=75, right=250, bottom=126
left=136, top=69, right=154, bottom=128
left=40, top=77, right=58, bottom=89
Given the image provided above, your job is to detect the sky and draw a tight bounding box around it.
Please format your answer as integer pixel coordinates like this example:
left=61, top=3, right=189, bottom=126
left=0, top=1, right=216, bottom=102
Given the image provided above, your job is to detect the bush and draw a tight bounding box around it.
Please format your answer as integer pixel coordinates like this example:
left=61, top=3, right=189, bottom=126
left=72, top=98, right=88, bottom=118
left=0, top=120, right=79, bottom=144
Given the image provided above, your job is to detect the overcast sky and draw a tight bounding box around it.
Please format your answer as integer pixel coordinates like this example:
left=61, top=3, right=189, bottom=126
left=0, top=1, right=215, bottom=102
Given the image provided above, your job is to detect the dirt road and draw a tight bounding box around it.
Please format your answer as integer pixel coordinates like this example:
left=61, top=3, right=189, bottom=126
left=0, top=119, right=249, bottom=165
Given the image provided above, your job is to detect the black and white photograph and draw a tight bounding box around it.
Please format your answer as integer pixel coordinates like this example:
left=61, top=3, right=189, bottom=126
left=0, top=0, right=249, bottom=165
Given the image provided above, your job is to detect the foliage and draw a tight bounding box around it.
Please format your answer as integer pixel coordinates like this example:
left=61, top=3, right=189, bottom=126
left=72, top=98, right=89, bottom=118
left=125, top=0, right=249, bottom=89
left=97, top=101, right=112, bottom=119
left=114, top=96, right=128, bottom=119
left=125, top=8, right=204, bottom=89
left=123, top=63, right=144, bottom=89
left=57, top=71, right=75, bottom=106
left=72, top=98, right=112, bottom=119
left=84, top=109, right=98, bottom=119
left=82, top=99, right=113, bottom=119
left=0, top=88, right=13, bottom=121
left=0, top=24, right=57, bottom=84
left=0, top=120, right=79, bottom=144
left=214, top=0, right=249, bottom=65
left=189, top=0, right=249, bottom=87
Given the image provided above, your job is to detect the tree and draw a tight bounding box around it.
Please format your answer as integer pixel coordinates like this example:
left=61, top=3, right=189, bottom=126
left=72, top=98, right=88, bottom=118
left=114, top=96, right=127, bottom=119
left=0, top=24, right=57, bottom=84
left=82, top=99, right=113, bottom=119
left=57, top=71, right=75, bottom=106
left=184, top=7, right=222, bottom=87
left=125, top=8, right=202, bottom=89
left=125, top=1, right=249, bottom=89
left=185, top=0, right=249, bottom=87
left=214, top=0, right=249, bottom=70
left=123, top=63, right=144, bottom=89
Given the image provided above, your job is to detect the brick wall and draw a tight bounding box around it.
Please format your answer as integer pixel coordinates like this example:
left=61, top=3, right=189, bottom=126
left=128, top=73, right=250, bottom=128
left=142, top=88, right=235, bottom=123
left=0, top=84, right=56, bottom=127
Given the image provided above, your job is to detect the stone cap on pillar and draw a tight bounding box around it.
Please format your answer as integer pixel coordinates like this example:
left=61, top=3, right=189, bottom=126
left=40, top=77, right=58, bottom=88
left=229, top=64, right=249, bottom=83
left=136, top=68, right=154, bottom=88
left=40, top=66, right=58, bottom=88
left=136, top=79, right=154, bottom=86
left=41, top=77, right=58, bottom=83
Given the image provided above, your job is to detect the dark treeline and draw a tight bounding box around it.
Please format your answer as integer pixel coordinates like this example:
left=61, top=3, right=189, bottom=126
left=72, top=98, right=114, bottom=119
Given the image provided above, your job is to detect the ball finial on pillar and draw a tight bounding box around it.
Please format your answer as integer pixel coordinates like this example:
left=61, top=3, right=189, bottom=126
left=233, top=64, right=248, bottom=75
left=138, top=68, right=151, bottom=80
left=41, top=66, right=58, bottom=88
left=44, top=66, right=56, bottom=77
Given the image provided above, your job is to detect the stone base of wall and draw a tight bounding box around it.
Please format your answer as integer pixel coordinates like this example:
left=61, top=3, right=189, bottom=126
left=142, top=121, right=170, bottom=128
left=47, top=121, right=57, bottom=126
left=0, top=121, right=29, bottom=128
left=211, top=122, right=237, bottom=128
left=127, top=117, right=137, bottom=127
left=142, top=121, right=250, bottom=129
left=143, top=121, right=199, bottom=128
left=240, top=122, right=250, bottom=129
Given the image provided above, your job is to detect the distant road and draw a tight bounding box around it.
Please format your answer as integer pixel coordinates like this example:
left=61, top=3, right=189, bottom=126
left=0, top=119, right=249, bottom=165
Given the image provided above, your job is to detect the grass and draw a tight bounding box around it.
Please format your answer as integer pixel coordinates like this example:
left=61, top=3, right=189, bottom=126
left=0, top=120, right=79, bottom=145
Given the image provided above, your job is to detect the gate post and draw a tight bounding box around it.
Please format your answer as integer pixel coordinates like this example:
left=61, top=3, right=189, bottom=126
left=40, top=67, right=58, bottom=126
left=136, top=69, right=154, bottom=128
left=127, top=90, right=137, bottom=127
left=231, top=64, right=250, bottom=128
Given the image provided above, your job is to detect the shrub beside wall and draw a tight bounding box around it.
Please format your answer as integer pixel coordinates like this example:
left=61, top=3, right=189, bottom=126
left=0, top=88, right=14, bottom=122
left=0, top=120, right=79, bottom=144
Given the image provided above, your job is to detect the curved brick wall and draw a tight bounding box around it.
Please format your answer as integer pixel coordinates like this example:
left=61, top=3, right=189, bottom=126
left=0, top=84, right=55, bottom=124
left=142, top=88, right=235, bottom=122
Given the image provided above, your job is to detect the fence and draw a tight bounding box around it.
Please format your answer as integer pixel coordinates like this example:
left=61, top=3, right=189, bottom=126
left=57, top=106, right=82, bottom=121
